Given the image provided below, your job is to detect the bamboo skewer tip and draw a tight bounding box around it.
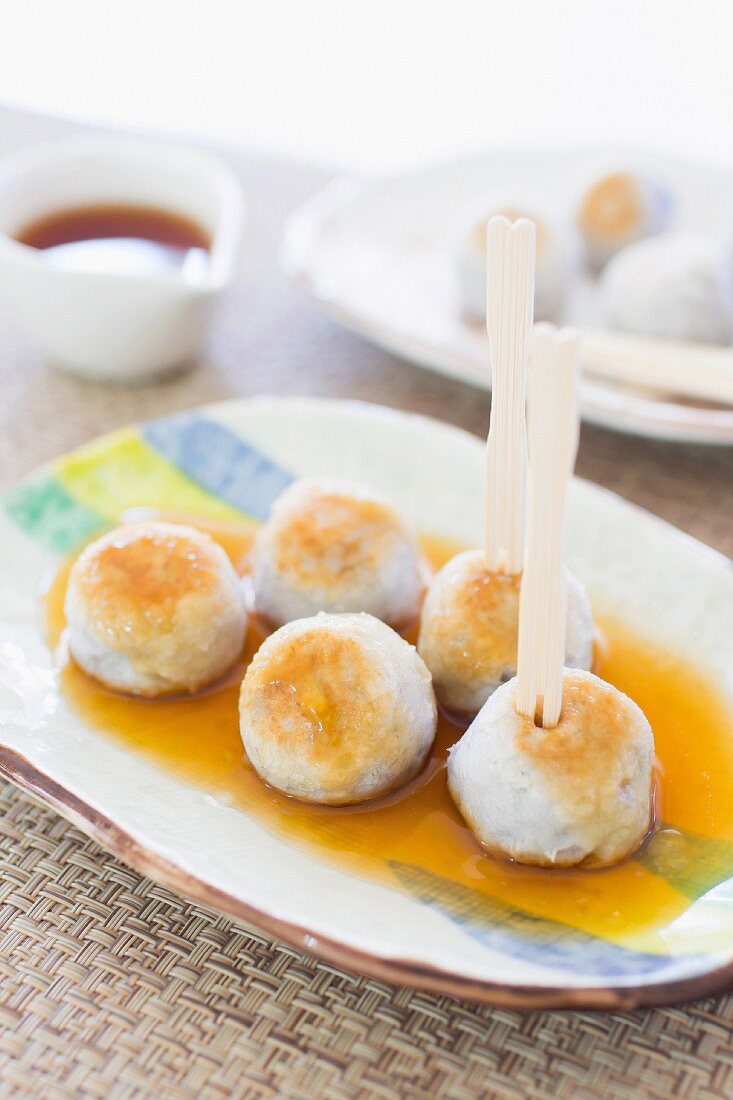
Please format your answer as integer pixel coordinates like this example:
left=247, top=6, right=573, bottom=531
left=484, top=215, right=536, bottom=576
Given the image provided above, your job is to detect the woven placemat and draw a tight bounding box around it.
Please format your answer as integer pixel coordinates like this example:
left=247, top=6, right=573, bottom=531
left=0, top=784, right=731, bottom=1100
left=1, top=107, right=732, bottom=1098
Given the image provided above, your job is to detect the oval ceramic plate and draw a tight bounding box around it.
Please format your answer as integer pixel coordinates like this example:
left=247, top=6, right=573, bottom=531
left=282, top=150, right=733, bottom=444
left=1, top=397, right=732, bottom=1010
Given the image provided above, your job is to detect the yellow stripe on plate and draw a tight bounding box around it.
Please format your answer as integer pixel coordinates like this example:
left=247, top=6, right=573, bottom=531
left=54, top=428, right=244, bottom=523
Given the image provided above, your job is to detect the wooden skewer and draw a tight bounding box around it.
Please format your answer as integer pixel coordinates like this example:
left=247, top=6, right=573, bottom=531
left=515, top=323, right=580, bottom=729
left=484, top=216, right=536, bottom=575
left=581, top=329, right=733, bottom=407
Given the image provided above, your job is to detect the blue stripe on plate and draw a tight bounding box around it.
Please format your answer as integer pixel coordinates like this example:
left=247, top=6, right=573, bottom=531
left=142, top=413, right=294, bottom=520
left=390, top=862, right=697, bottom=979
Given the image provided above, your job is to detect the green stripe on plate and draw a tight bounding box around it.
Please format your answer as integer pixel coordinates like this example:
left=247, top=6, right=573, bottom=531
left=3, top=472, right=105, bottom=555
left=639, top=826, right=733, bottom=900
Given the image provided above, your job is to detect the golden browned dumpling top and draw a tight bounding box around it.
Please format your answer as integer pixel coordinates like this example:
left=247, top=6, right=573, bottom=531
left=240, top=613, right=436, bottom=805
left=65, top=521, right=247, bottom=696
left=252, top=478, right=424, bottom=628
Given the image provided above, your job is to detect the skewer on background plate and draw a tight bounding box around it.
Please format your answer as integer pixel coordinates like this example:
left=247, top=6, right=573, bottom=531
left=419, top=216, right=593, bottom=718
left=448, top=326, right=655, bottom=868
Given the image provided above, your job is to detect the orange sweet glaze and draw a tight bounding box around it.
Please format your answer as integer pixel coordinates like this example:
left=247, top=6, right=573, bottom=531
left=43, top=512, right=733, bottom=950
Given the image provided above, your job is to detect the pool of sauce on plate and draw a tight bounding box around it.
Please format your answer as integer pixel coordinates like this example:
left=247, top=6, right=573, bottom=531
left=16, top=204, right=210, bottom=281
left=44, top=514, right=733, bottom=949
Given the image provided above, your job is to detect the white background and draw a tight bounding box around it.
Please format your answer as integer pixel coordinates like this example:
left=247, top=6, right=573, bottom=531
left=2, top=0, right=733, bottom=171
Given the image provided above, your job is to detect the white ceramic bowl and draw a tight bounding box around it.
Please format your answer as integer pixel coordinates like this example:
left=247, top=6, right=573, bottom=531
left=0, top=135, right=244, bottom=382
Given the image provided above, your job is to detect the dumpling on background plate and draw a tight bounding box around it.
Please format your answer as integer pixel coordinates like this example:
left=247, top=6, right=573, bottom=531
left=455, top=200, right=578, bottom=324
left=575, top=169, right=673, bottom=272
left=601, top=231, right=733, bottom=345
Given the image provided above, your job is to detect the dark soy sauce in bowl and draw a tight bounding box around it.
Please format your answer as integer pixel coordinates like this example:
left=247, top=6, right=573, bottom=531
left=15, top=203, right=211, bottom=282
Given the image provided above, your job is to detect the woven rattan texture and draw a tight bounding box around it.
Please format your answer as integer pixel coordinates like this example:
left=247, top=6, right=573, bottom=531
left=0, top=788, right=731, bottom=1100
left=0, top=108, right=732, bottom=1098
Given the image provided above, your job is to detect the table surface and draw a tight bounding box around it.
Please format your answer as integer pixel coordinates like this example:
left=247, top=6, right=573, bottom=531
left=0, top=107, right=731, bottom=1099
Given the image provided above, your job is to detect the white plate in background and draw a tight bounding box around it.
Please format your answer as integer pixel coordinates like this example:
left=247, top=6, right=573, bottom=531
left=282, top=151, right=733, bottom=444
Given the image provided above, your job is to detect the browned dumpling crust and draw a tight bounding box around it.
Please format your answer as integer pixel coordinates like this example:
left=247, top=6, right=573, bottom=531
left=448, top=668, right=654, bottom=868
left=252, top=478, right=424, bottom=628
left=65, top=522, right=247, bottom=695
left=240, top=612, right=437, bottom=805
